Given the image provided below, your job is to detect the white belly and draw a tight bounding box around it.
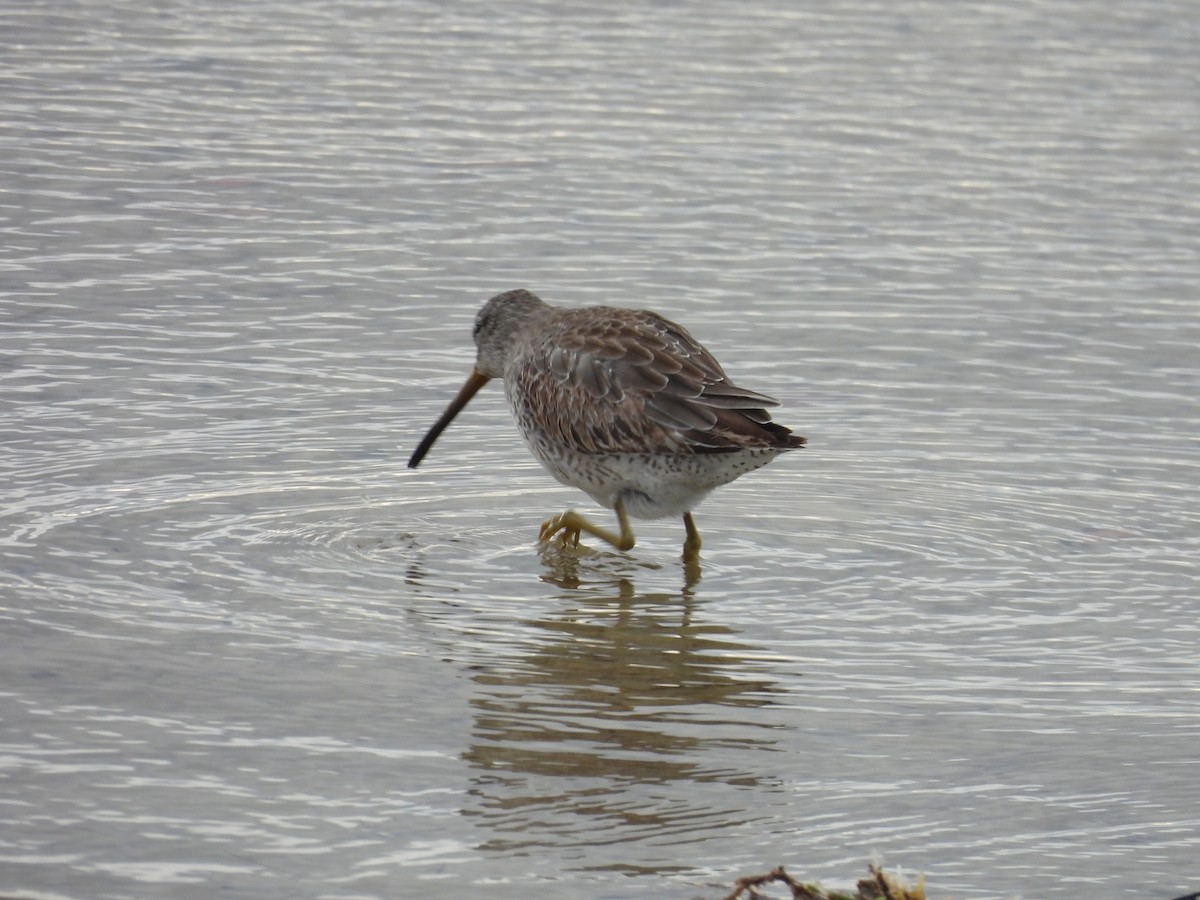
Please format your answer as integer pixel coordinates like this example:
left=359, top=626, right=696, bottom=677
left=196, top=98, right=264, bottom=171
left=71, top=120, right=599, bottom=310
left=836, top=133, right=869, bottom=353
left=523, top=434, right=783, bottom=520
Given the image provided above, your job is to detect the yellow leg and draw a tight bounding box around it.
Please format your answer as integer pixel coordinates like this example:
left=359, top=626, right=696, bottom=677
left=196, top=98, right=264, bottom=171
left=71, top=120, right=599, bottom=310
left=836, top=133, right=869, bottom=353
left=682, top=511, right=702, bottom=562
left=539, top=497, right=635, bottom=552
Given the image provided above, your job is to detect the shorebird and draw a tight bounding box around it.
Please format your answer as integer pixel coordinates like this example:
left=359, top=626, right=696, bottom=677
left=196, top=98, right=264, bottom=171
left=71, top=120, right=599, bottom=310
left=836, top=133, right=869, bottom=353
left=408, top=289, right=805, bottom=561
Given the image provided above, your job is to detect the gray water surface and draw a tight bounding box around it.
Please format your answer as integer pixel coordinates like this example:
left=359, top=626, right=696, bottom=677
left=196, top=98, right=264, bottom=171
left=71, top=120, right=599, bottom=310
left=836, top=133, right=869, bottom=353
left=3, top=1, right=1199, bottom=898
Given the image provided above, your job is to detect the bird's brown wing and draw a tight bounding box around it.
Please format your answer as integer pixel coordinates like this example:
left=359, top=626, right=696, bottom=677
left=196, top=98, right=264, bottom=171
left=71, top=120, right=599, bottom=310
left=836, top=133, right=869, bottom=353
left=508, top=306, right=805, bottom=455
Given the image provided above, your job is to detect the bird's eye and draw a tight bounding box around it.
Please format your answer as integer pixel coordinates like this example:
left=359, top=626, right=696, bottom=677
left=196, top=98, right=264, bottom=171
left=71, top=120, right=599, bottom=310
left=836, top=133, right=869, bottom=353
left=473, top=314, right=485, bottom=337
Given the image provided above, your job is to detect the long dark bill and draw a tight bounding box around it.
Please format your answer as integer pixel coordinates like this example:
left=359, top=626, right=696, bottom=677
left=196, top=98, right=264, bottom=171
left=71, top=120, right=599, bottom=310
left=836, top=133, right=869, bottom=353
left=408, top=368, right=492, bottom=468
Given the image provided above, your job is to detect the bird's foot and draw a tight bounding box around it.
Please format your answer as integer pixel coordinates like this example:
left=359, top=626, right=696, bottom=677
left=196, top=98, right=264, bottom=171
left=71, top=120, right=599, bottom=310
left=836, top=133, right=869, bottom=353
left=539, top=511, right=583, bottom=548
left=538, top=506, right=635, bottom=553
left=682, top=511, right=702, bottom=563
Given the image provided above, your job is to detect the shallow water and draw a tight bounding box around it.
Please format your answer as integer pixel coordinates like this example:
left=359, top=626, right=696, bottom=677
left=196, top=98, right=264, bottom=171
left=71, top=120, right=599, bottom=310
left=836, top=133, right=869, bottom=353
left=2, top=1, right=1199, bottom=898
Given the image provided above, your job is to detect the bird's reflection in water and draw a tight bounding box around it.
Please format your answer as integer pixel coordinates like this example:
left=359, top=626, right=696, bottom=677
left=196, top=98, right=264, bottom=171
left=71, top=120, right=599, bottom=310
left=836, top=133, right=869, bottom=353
left=461, top=544, right=788, bottom=856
